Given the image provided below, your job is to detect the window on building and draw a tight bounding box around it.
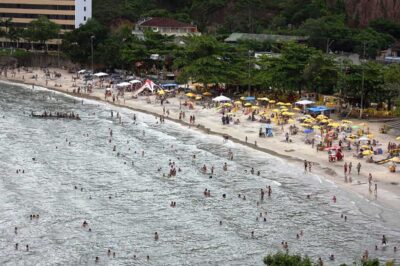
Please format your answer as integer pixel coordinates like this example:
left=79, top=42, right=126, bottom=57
left=84, top=16, right=86, bottom=21
left=84, top=6, right=86, bottom=11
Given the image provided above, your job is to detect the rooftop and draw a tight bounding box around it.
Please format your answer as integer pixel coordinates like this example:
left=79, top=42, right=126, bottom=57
left=138, top=17, right=196, bottom=28
left=225, top=33, right=309, bottom=43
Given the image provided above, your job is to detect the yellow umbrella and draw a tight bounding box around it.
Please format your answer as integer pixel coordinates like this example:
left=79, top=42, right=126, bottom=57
left=293, top=107, right=301, bottom=111
left=313, top=125, right=320, bottom=130
left=342, top=120, right=352, bottom=124
left=272, top=109, right=280, bottom=112
left=202, top=92, right=212, bottom=96
left=281, top=108, right=289, bottom=112
left=328, top=123, right=340, bottom=127
left=284, top=103, right=292, bottom=106
left=276, top=102, right=285, bottom=105
left=158, top=89, right=165, bottom=95
left=288, top=119, right=295, bottom=123
left=186, top=92, right=195, bottom=97
left=257, top=97, right=269, bottom=101
left=390, top=157, right=400, bottom=163
left=269, top=100, right=276, bottom=104
left=317, top=114, right=328, bottom=120
left=195, top=96, right=202, bottom=100
left=304, top=119, right=315, bottom=123
left=234, top=100, right=242, bottom=105
left=282, top=112, right=289, bottom=116
left=396, top=136, right=400, bottom=141
left=361, top=145, right=370, bottom=149
left=362, top=150, right=374, bottom=156
left=300, top=123, right=311, bottom=127
left=244, top=103, right=252, bottom=107
left=368, top=134, right=374, bottom=139
left=240, top=96, right=246, bottom=100
left=224, top=103, right=232, bottom=107
left=320, top=119, right=328, bottom=123
left=252, top=106, right=260, bottom=110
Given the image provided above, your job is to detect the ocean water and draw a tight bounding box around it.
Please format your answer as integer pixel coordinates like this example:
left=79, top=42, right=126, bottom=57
left=0, top=82, right=399, bottom=266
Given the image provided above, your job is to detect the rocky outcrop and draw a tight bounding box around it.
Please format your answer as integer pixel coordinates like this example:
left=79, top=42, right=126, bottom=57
left=345, top=0, right=400, bottom=27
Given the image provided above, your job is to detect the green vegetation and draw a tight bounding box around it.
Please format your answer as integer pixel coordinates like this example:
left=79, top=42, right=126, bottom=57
left=263, top=252, right=390, bottom=266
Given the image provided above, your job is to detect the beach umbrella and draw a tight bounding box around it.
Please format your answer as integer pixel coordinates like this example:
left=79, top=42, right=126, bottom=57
left=317, top=114, right=328, bottom=120
left=186, top=92, right=195, bottom=97
left=341, top=120, right=352, bottom=124
left=295, top=99, right=315, bottom=105
left=368, top=134, right=374, bottom=139
left=359, top=136, right=370, bottom=141
left=293, top=107, right=301, bottom=111
left=234, top=100, right=242, bottom=105
left=244, top=103, right=252, bottom=107
left=158, top=89, right=165, bottom=95
left=94, top=72, right=108, bottom=77
left=276, top=102, right=285, bottom=105
left=269, top=100, right=276, bottom=104
left=252, top=106, right=260, bottom=109
left=224, top=103, right=232, bottom=107
left=202, top=92, right=212, bottom=96
left=362, top=150, right=374, bottom=156
left=212, top=95, right=231, bottom=102
left=284, top=103, right=292, bottom=106
left=129, top=79, right=142, bottom=84
left=288, top=119, right=295, bottom=124
left=257, top=97, right=270, bottom=101
left=313, top=125, right=320, bottom=130
left=195, top=96, right=202, bottom=100
left=304, top=129, right=313, bottom=134
left=117, top=82, right=131, bottom=87
left=300, top=123, right=311, bottom=127
left=352, top=125, right=359, bottom=129
left=396, top=136, right=400, bottom=140
left=272, top=109, right=280, bottom=112
left=390, top=157, right=400, bottom=163
left=328, top=123, right=340, bottom=128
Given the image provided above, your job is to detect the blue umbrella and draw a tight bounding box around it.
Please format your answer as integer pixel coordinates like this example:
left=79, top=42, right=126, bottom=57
left=245, top=96, right=255, bottom=101
left=304, top=129, right=313, bottom=134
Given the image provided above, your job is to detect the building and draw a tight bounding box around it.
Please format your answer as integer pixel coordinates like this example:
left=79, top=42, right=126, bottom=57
left=0, top=0, right=92, bottom=31
left=136, top=17, right=199, bottom=36
left=224, top=33, right=309, bottom=43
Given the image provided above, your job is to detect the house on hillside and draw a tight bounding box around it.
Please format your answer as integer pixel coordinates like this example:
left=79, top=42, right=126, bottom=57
left=135, top=17, right=200, bottom=36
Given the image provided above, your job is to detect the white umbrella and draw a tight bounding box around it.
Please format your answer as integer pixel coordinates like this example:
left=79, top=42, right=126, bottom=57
left=129, top=79, right=141, bottom=84
left=94, top=72, right=108, bottom=77
left=78, top=69, right=86, bottom=74
left=358, top=136, right=370, bottom=141
left=116, top=82, right=131, bottom=87
left=212, top=95, right=231, bottom=102
left=295, top=100, right=315, bottom=105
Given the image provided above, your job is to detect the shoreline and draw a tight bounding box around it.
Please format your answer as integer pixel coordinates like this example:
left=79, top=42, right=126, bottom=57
left=2, top=72, right=400, bottom=215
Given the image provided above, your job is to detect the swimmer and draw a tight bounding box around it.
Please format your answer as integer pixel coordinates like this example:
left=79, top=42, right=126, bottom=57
left=243, top=196, right=246, bottom=200
left=251, top=168, right=254, bottom=174
left=113, top=252, right=115, bottom=258
left=14, top=227, right=17, bottom=234
left=257, top=171, right=260, bottom=176
left=108, top=249, right=111, bottom=256
left=154, top=232, right=159, bottom=240
left=15, top=243, right=18, bottom=250
left=26, top=244, right=29, bottom=251
left=219, top=221, right=222, bottom=225
left=332, top=195, right=336, bottom=203
left=88, top=228, right=92, bottom=232
left=329, top=254, right=335, bottom=260
left=82, top=221, right=88, bottom=227
left=95, top=256, right=99, bottom=263
left=382, top=235, right=387, bottom=245
left=344, top=216, right=347, bottom=222
left=251, top=231, right=254, bottom=238
left=222, top=194, right=226, bottom=198
left=147, top=255, right=150, bottom=261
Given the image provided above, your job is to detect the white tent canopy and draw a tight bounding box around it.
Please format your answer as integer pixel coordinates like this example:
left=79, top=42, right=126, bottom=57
left=78, top=69, right=86, bottom=74
left=212, top=95, right=231, bottom=102
left=116, top=82, right=131, bottom=87
left=295, top=100, right=315, bottom=105
left=94, top=72, right=108, bottom=77
left=129, top=79, right=142, bottom=84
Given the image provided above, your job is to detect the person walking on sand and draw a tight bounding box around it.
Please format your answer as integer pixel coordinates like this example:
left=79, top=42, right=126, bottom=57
left=357, top=162, right=361, bottom=175
left=374, top=183, right=378, bottom=198
left=304, top=160, right=308, bottom=172
left=344, top=162, right=348, bottom=177
left=348, top=162, right=352, bottom=174
left=368, top=173, right=373, bottom=192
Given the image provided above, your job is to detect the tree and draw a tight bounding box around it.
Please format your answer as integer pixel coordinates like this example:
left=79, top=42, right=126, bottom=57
left=353, top=28, right=394, bottom=58
left=26, top=16, right=60, bottom=52
left=174, top=35, right=234, bottom=88
left=61, top=18, right=108, bottom=65
left=383, top=64, right=400, bottom=109
left=263, top=252, right=312, bottom=266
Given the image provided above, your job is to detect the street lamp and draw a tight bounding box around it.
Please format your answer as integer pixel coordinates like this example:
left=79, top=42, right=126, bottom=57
left=248, top=50, right=253, bottom=95
left=90, top=35, right=95, bottom=75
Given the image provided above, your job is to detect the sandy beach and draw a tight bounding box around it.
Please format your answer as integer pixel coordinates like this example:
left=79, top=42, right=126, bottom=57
left=2, top=66, right=400, bottom=214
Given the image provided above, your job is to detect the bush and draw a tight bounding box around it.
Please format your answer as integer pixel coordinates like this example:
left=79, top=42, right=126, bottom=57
left=263, top=252, right=312, bottom=266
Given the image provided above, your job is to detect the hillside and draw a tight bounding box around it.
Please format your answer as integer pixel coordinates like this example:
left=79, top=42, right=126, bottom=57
left=93, top=0, right=400, bottom=32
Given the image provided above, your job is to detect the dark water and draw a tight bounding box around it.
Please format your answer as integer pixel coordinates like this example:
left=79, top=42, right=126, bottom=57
left=0, top=82, right=399, bottom=265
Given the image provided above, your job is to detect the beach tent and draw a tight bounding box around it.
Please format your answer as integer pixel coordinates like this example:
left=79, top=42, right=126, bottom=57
left=129, top=79, right=141, bottom=84
left=212, top=95, right=231, bottom=102
left=132, top=79, right=160, bottom=97
left=295, top=100, right=315, bottom=105
left=116, top=82, right=131, bottom=87
left=94, top=72, right=108, bottom=77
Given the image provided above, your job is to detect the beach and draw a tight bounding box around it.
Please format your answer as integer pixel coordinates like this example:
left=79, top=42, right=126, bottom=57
left=2, top=67, right=400, bottom=213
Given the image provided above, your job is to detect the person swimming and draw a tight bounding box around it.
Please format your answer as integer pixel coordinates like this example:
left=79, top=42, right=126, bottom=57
left=382, top=235, right=387, bottom=245
left=154, top=232, right=159, bottom=240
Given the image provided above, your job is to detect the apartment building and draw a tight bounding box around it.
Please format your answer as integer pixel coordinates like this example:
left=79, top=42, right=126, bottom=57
left=0, top=0, right=91, bottom=30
